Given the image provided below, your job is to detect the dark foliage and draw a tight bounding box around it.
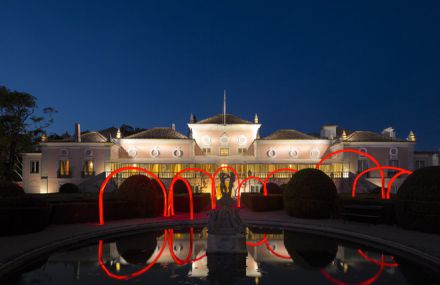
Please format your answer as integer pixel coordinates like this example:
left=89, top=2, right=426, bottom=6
left=395, top=166, right=440, bottom=233
left=0, top=181, right=25, bottom=197
left=173, top=179, right=190, bottom=194
left=59, top=183, right=79, bottom=194
left=173, top=193, right=211, bottom=212
left=259, top=182, right=283, bottom=194
left=241, top=193, right=283, bottom=211
left=284, top=168, right=338, bottom=219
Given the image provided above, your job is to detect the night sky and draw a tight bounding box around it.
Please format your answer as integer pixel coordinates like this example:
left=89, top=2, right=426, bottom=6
left=1, top=1, right=439, bottom=150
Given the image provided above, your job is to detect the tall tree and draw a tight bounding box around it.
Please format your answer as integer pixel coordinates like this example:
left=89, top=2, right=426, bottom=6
left=0, top=86, right=56, bottom=180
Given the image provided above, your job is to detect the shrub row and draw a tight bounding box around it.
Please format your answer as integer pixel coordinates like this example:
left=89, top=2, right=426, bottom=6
left=241, top=193, right=283, bottom=211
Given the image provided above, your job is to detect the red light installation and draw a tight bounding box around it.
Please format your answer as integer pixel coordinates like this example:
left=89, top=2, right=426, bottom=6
left=315, top=149, right=386, bottom=199
left=352, top=166, right=412, bottom=199
left=237, top=176, right=265, bottom=208
left=98, top=166, right=168, bottom=225
left=168, top=177, right=194, bottom=220
left=174, top=168, right=216, bottom=209
left=167, top=227, right=194, bottom=265
left=97, top=230, right=169, bottom=280
left=246, top=233, right=292, bottom=260
left=263, top=168, right=298, bottom=196
left=357, top=249, right=398, bottom=267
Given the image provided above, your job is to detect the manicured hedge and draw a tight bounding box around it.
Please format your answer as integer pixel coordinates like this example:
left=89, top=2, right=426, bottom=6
left=0, top=195, right=52, bottom=235
left=259, top=182, right=283, bottom=194
left=119, top=175, right=164, bottom=218
left=395, top=166, right=440, bottom=233
left=284, top=231, right=338, bottom=269
left=59, top=183, right=79, bottom=194
left=284, top=168, right=338, bottom=219
left=241, top=193, right=283, bottom=211
left=0, top=181, right=25, bottom=197
left=173, top=193, right=211, bottom=212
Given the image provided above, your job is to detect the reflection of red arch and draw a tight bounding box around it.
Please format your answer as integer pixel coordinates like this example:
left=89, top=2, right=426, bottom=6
left=98, top=166, right=168, bottom=225
left=357, top=249, right=398, bottom=267
left=167, top=228, right=194, bottom=265
left=174, top=168, right=216, bottom=209
left=98, top=230, right=168, bottom=280
left=168, top=177, right=194, bottom=220
left=237, top=176, right=265, bottom=208
left=246, top=233, right=292, bottom=260
left=352, top=166, right=412, bottom=199
left=263, top=168, right=298, bottom=196
left=316, top=149, right=386, bottom=199
left=320, top=254, right=385, bottom=285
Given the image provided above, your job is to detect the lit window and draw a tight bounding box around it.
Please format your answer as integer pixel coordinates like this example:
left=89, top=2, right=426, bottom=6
left=220, top=148, right=229, bottom=156
left=58, top=160, right=70, bottom=177
left=202, top=148, right=211, bottom=155
left=238, top=148, right=247, bottom=154
left=82, top=160, right=94, bottom=177
left=30, top=160, right=39, bottom=174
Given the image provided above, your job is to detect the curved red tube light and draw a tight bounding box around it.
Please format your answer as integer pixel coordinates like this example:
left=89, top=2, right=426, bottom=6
left=246, top=233, right=292, bottom=260
left=237, top=176, right=265, bottom=208
left=263, top=168, right=298, bottom=196
left=386, top=171, right=411, bottom=199
left=98, top=230, right=168, bottom=280
left=352, top=166, right=412, bottom=199
left=167, top=228, right=194, bottom=265
left=316, top=149, right=386, bottom=199
left=174, top=168, right=216, bottom=210
left=357, top=249, right=398, bottom=267
left=98, top=166, right=168, bottom=225
left=168, top=177, right=194, bottom=220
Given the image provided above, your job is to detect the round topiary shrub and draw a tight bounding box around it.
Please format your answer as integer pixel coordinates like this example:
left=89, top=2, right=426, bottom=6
left=260, top=182, right=283, bottom=194
left=0, top=195, right=52, bottom=235
left=173, top=179, right=190, bottom=195
left=59, top=183, right=79, bottom=194
left=284, top=168, right=338, bottom=219
left=119, top=175, right=164, bottom=217
left=395, top=166, right=440, bottom=233
left=0, top=181, right=25, bottom=197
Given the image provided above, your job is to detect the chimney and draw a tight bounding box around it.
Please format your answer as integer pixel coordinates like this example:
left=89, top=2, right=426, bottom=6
left=382, top=127, right=396, bottom=138
left=171, top=123, right=176, bottom=130
left=320, top=125, right=338, bottom=139
left=75, top=123, right=81, bottom=143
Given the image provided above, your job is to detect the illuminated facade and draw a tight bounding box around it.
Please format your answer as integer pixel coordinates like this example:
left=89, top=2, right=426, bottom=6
left=20, top=102, right=438, bottom=194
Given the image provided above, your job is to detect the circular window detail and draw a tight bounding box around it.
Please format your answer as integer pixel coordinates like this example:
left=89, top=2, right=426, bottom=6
left=84, top=149, right=93, bottom=157
left=390, top=147, right=398, bottom=156
left=60, top=149, right=69, bottom=157
left=150, top=147, right=160, bottom=158
left=220, top=134, right=229, bottom=145
left=172, top=147, right=183, bottom=158
left=289, top=148, right=299, bottom=158
left=267, top=148, right=277, bottom=158
left=237, top=135, right=247, bottom=146
left=310, top=148, right=320, bottom=159
left=201, top=135, right=211, bottom=146
left=127, top=147, right=137, bottom=158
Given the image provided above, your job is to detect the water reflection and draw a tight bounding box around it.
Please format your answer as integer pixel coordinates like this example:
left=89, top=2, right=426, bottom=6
left=13, top=227, right=440, bottom=285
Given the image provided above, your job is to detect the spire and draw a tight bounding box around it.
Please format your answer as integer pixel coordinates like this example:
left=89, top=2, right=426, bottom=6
left=254, top=113, right=259, bottom=124
left=116, top=128, right=121, bottom=139
left=407, top=130, right=416, bottom=142
left=341, top=130, right=347, bottom=141
left=41, top=132, right=47, bottom=142
left=223, top=90, right=227, bottom=125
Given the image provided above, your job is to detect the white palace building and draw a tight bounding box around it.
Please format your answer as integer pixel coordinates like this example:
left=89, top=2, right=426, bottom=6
left=21, top=97, right=439, bottom=195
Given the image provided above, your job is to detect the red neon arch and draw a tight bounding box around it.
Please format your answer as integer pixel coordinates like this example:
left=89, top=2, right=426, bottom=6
left=357, top=249, right=398, bottom=267
left=263, top=168, right=298, bottom=196
left=237, top=176, right=265, bottom=208
left=245, top=233, right=292, bottom=260
left=167, top=227, right=194, bottom=265
left=98, top=230, right=168, bottom=280
left=320, top=254, right=385, bottom=285
left=315, top=149, right=386, bottom=199
left=174, top=168, right=216, bottom=210
left=99, top=166, right=168, bottom=225
left=168, top=177, right=194, bottom=220
left=213, top=165, right=241, bottom=198
left=386, top=171, right=411, bottom=199
left=352, top=166, right=412, bottom=198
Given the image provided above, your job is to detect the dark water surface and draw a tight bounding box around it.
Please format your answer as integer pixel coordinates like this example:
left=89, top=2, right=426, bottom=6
left=4, top=226, right=440, bottom=285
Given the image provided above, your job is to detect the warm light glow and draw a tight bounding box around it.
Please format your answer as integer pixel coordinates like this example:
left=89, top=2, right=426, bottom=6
left=116, top=128, right=121, bottom=139
left=341, top=130, right=347, bottom=141
left=116, top=262, right=121, bottom=272
left=408, top=130, right=416, bottom=142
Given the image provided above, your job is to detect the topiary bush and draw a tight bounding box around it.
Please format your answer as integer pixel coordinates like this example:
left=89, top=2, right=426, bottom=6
left=59, top=183, right=79, bottom=194
left=0, top=181, right=25, bottom=197
left=395, top=166, right=440, bottom=233
left=241, top=193, right=283, bottom=211
left=284, top=168, right=338, bottom=219
left=119, top=175, right=164, bottom=217
left=173, top=179, right=189, bottom=195
left=0, top=195, right=52, bottom=235
left=260, top=182, right=283, bottom=194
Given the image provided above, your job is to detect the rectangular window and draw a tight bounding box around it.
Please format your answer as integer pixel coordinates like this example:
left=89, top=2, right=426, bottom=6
left=357, top=160, right=369, bottom=177
left=238, top=148, right=247, bottom=154
left=202, top=148, right=211, bottom=155
left=388, top=160, right=399, bottom=178
left=58, top=160, right=70, bottom=177
left=219, top=147, right=229, bottom=156
left=82, top=160, right=94, bottom=177
left=30, top=160, right=39, bottom=174
left=415, top=160, right=425, bottom=169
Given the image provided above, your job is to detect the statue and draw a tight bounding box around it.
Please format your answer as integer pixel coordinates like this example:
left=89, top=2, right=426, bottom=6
left=219, top=172, right=228, bottom=196
left=228, top=171, right=236, bottom=196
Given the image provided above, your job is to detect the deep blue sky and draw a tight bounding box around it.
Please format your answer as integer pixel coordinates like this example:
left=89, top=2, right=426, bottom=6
left=1, top=1, right=439, bottom=150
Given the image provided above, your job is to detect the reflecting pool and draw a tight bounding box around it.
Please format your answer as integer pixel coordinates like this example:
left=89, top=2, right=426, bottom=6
left=4, top=226, right=440, bottom=284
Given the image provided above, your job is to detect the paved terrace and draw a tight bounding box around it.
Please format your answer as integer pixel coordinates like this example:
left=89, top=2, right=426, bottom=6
left=1, top=209, right=440, bottom=275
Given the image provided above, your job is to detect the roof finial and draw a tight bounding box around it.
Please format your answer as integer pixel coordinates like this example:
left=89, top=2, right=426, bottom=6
left=223, top=90, right=227, bottom=125
left=341, top=130, right=347, bottom=141
left=116, top=128, right=121, bottom=139
left=254, top=113, right=259, bottom=124
left=408, top=130, right=416, bottom=142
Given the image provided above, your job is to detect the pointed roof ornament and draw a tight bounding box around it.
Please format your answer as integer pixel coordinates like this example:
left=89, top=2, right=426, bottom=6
left=223, top=90, right=227, bottom=125
left=116, top=128, right=121, bottom=139
left=341, top=130, right=347, bottom=141
left=407, top=130, right=416, bottom=142
left=41, top=132, right=47, bottom=142
left=171, top=123, right=176, bottom=130
left=254, top=113, right=259, bottom=124
left=189, top=113, right=196, bottom=123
